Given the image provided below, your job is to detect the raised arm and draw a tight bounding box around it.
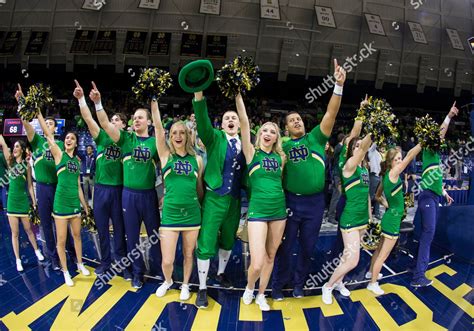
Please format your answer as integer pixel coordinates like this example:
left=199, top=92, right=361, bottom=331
left=74, top=80, right=100, bottom=139
left=343, top=133, right=372, bottom=176
left=440, top=101, right=459, bottom=139
left=27, top=164, right=36, bottom=208
left=0, top=135, right=11, bottom=167
left=192, top=91, right=218, bottom=147
left=15, top=84, right=35, bottom=142
left=36, top=111, right=61, bottom=164
left=390, top=144, right=422, bottom=179
left=344, top=95, right=367, bottom=146
left=235, top=93, right=255, bottom=164
left=90, top=81, right=120, bottom=143
left=151, top=99, right=170, bottom=163
left=320, top=59, right=346, bottom=136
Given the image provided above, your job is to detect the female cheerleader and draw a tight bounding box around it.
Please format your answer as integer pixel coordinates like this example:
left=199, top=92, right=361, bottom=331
left=367, top=144, right=422, bottom=294
left=151, top=99, right=204, bottom=301
left=0, top=135, right=44, bottom=271
left=36, top=112, right=91, bottom=286
left=236, top=93, right=287, bottom=311
left=322, top=133, right=372, bottom=304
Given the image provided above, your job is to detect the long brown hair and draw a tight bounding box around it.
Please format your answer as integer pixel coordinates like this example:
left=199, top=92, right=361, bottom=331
left=380, top=147, right=401, bottom=177
left=346, top=136, right=368, bottom=168
left=8, top=140, right=27, bottom=165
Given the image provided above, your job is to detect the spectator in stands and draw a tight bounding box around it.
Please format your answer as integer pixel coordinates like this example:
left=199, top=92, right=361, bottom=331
left=368, top=143, right=382, bottom=218
left=81, top=145, right=96, bottom=201
left=186, top=113, right=196, bottom=133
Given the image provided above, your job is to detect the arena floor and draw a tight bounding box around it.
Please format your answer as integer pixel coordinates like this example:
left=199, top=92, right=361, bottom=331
left=0, top=212, right=472, bottom=331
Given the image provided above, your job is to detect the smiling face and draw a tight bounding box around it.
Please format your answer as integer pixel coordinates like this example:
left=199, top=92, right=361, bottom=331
left=285, top=113, right=306, bottom=138
left=64, top=133, right=77, bottom=152
left=257, top=122, right=279, bottom=150
left=221, top=111, right=240, bottom=136
left=13, top=141, right=23, bottom=159
left=169, top=122, right=187, bottom=150
left=133, top=109, right=150, bottom=134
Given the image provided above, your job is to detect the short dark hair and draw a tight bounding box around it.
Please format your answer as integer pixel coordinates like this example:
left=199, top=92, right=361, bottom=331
left=45, top=116, right=57, bottom=127
left=337, top=133, right=345, bottom=142
left=285, top=111, right=300, bottom=124
left=112, top=112, right=128, bottom=127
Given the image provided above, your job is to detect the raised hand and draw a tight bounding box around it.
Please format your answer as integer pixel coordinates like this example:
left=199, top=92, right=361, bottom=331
left=89, top=81, right=101, bottom=104
left=334, top=59, right=347, bottom=86
left=73, top=80, right=84, bottom=100
left=15, top=83, right=24, bottom=102
left=448, top=101, right=459, bottom=118
left=360, top=94, right=369, bottom=109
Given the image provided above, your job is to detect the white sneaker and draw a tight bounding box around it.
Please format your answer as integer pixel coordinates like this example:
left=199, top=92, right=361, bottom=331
left=35, top=249, right=45, bottom=261
left=63, top=271, right=74, bottom=286
left=242, top=287, right=255, bottom=305
left=365, top=271, right=383, bottom=280
left=16, top=259, right=23, bottom=272
left=367, top=282, right=385, bottom=295
left=255, top=294, right=270, bottom=311
left=77, top=263, right=90, bottom=276
left=156, top=280, right=173, bottom=297
left=179, top=284, right=190, bottom=301
left=334, top=282, right=351, bottom=297
left=322, top=283, right=333, bottom=305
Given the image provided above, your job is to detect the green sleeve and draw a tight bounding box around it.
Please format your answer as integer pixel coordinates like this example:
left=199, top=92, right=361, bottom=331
left=309, top=124, right=329, bottom=146
left=192, top=97, right=218, bottom=148
left=30, top=133, right=44, bottom=152
left=117, top=130, right=130, bottom=148
left=94, top=129, right=105, bottom=146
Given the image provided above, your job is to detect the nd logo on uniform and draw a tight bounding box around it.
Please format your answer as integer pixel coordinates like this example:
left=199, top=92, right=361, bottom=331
left=67, top=161, right=78, bottom=173
left=174, top=160, right=192, bottom=175
left=289, top=145, right=309, bottom=162
left=262, top=157, right=279, bottom=172
left=44, top=149, right=54, bottom=161
left=133, top=146, right=151, bottom=162
left=104, top=145, right=121, bottom=160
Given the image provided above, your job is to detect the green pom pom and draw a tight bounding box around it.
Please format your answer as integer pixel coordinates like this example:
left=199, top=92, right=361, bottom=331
left=413, top=115, right=445, bottom=152
left=216, top=56, right=260, bottom=99
left=361, top=97, right=399, bottom=149
left=18, top=83, right=53, bottom=122
left=132, top=68, right=173, bottom=104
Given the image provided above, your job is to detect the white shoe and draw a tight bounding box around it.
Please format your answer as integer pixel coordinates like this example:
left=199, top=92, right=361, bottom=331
left=63, top=271, right=74, bottom=286
left=35, top=249, right=45, bottom=261
left=334, top=282, right=351, bottom=297
left=156, top=280, right=173, bottom=297
left=255, top=294, right=270, bottom=311
left=16, top=259, right=23, bottom=272
left=77, top=263, right=91, bottom=276
left=179, top=284, right=190, bottom=301
left=367, top=282, right=385, bottom=295
left=242, top=287, right=255, bottom=305
left=365, top=271, right=383, bottom=280
left=322, top=283, right=333, bottom=305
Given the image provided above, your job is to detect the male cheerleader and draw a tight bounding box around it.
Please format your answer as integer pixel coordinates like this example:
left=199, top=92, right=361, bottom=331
left=272, top=59, right=346, bottom=299
left=73, top=80, right=131, bottom=279
left=93, top=82, right=161, bottom=289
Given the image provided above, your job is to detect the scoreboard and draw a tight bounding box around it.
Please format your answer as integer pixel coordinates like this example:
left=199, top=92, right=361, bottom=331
left=3, top=118, right=65, bottom=137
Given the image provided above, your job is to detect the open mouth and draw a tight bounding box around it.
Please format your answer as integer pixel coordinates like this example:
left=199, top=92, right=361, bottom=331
left=228, top=123, right=235, bottom=129
left=263, top=137, right=271, bottom=143
left=175, top=139, right=183, bottom=144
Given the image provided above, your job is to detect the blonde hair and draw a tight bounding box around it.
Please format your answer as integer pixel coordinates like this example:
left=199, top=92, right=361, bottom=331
left=254, top=122, right=285, bottom=159
left=168, top=121, right=195, bottom=156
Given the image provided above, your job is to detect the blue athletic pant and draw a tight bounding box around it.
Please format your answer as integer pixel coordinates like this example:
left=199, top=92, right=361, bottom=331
left=93, top=184, right=127, bottom=268
left=413, top=189, right=440, bottom=281
left=37, top=182, right=76, bottom=262
left=273, top=191, right=325, bottom=290
left=122, top=187, right=161, bottom=277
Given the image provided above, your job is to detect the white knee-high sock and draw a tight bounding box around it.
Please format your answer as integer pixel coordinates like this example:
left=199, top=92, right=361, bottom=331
left=197, top=258, right=210, bottom=290
left=217, top=249, right=232, bottom=275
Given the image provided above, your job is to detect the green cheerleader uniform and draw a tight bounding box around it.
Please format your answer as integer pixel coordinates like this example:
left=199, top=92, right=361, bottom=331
left=247, top=150, right=286, bottom=221
left=161, top=154, right=201, bottom=231
left=53, top=153, right=81, bottom=218
left=340, top=165, right=370, bottom=232
left=381, top=173, right=404, bottom=239
left=6, top=162, right=30, bottom=217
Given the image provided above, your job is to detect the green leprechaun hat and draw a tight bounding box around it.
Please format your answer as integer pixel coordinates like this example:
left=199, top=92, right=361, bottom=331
left=178, top=59, right=214, bottom=93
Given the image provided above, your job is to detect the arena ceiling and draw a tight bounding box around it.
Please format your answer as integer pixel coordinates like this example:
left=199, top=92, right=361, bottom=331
left=0, top=0, right=473, bottom=95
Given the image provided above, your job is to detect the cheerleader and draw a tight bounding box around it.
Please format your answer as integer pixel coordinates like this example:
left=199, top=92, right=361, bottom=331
left=73, top=80, right=130, bottom=279
left=322, top=133, right=372, bottom=304
left=366, top=144, right=422, bottom=295
left=0, top=135, right=44, bottom=271
left=411, top=103, right=457, bottom=287
left=93, top=82, right=162, bottom=289
left=151, top=99, right=204, bottom=301
left=36, top=111, right=91, bottom=286
left=236, top=93, right=287, bottom=311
